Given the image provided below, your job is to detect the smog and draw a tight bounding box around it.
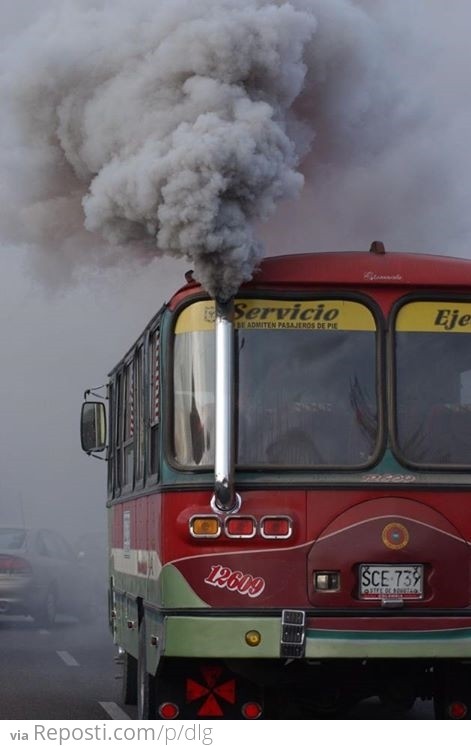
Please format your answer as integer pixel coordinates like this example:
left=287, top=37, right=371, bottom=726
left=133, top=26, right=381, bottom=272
left=0, top=0, right=316, bottom=300
left=3, top=1, right=471, bottom=302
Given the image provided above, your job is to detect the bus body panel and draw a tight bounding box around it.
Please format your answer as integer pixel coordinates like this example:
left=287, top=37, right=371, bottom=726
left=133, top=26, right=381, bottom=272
left=95, top=251, right=471, bottom=717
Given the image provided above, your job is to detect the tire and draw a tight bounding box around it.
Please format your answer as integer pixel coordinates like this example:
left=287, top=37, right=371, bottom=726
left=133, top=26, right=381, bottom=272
left=33, top=587, right=57, bottom=628
left=273, top=685, right=353, bottom=719
left=303, top=687, right=349, bottom=718
left=122, top=652, right=138, bottom=706
left=137, top=617, right=155, bottom=719
left=379, top=693, right=416, bottom=713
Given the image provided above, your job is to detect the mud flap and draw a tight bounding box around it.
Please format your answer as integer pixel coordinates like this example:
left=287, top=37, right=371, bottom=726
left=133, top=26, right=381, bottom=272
left=154, top=659, right=263, bottom=719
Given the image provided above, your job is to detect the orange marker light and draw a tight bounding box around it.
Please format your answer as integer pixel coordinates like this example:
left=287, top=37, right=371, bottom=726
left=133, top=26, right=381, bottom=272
left=245, top=630, right=262, bottom=647
left=190, top=516, right=221, bottom=537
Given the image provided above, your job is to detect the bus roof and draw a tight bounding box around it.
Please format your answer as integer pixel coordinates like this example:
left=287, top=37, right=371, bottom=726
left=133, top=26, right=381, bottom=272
left=252, top=250, right=471, bottom=287
left=170, top=249, right=471, bottom=308
left=110, top=249, right=471, bottom=373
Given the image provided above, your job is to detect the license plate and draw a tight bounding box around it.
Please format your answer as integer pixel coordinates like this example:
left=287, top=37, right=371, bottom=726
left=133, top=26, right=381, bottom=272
left=359, top=564, right=423, bottom=599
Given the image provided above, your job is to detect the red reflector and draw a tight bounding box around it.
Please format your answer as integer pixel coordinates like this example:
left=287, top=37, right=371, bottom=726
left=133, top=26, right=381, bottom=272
left=261, top=517, right=291, bottom=538
left=225, top=517, right=255, bottom=538
left=242, top=701, right=262, bottom=719
left=214, top=678, right=236, bottom=704
left=198, top=693, right=224, bottom=717
left=158, top=702, right=179, bottom=719
left=201, top=664, right=224, bottom=688
left=448, top=701, right=468, bottom=719
left=186, top=678, right=209, bottom=703
left=0, top=555, right=32, bottom=574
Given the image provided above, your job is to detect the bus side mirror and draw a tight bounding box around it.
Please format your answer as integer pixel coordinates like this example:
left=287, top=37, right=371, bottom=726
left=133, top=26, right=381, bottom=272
left=81, top=402, right=107, bottom=453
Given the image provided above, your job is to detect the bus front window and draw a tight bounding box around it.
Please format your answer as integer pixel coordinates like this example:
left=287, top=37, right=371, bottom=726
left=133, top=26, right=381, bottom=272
left=173, top=298, right=379, bottom=469
left=395, top=301, right=471, bottom=467
left=173, top=328, right=215, bottom=466
left=237, top=327, right=377, bottom=467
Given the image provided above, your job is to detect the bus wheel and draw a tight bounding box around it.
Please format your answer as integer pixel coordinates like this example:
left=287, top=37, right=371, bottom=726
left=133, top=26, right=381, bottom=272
left=137, top=618, right=155, bottom=719
left=122, top=652, right=137, bottom=706
left=288, top=685, right=353, bottom=719
left=379, top=688, right=416, bottom=713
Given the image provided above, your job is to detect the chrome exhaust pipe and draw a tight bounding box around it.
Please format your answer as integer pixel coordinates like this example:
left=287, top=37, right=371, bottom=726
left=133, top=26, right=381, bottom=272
left=212, top=298, right=240, bottom=513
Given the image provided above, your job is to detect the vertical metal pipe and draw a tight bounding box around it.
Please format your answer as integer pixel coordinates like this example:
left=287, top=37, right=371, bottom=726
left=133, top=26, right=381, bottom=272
left=212, top=297, right=238, bottom=512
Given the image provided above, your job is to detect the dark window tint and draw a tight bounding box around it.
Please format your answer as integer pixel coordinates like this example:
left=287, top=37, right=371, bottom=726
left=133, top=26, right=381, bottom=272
left=395, top=300, right=471, bottom=466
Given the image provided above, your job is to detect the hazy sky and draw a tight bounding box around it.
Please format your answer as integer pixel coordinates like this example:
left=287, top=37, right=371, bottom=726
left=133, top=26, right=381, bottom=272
left=1, top=0, right=471, bottom=538
left=0, top=247, right=182, bottom=536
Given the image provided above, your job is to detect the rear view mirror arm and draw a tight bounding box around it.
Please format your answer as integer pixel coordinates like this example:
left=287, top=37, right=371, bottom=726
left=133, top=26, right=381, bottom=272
left=84, top=384, right=108, bottom=401
left=85, top=451, right=108, bottom=462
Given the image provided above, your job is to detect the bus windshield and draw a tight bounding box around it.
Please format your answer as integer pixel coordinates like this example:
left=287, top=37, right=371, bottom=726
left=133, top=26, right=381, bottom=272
left=173, top=298, right=379, bottom=468
left=395, top=300, right=471, bottom=467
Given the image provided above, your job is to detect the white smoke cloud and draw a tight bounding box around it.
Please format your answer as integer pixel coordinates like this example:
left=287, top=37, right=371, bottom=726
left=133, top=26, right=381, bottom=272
left=1, top=0, right=471, bottom=298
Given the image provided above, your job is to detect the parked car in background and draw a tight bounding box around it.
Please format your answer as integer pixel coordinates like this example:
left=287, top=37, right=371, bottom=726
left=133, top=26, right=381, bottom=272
left=0, top=527, right=96, bottom=626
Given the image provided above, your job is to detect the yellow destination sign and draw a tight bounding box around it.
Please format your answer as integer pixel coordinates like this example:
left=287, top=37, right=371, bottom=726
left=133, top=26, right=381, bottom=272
left=175, top=299, right=376, bottom=334
left=396, top=301, right=471, bottom=332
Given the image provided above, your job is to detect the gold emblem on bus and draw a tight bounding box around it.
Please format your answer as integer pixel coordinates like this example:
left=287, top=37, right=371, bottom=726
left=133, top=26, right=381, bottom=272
left=382, top=522, right=409, bottom=550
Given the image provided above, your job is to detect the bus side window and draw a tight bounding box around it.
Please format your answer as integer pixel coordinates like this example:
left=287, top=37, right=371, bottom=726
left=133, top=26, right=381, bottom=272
left=148, top=327, right=160, bottom=479
left=107, top=380, right=114, bottom=497
left=122, top=361, right=135, bottom=488
left=135, top=346, right=145, bottom=486
left=114, top=364, right=134, bottom=493
left=115, top=371, right=123, bottom=494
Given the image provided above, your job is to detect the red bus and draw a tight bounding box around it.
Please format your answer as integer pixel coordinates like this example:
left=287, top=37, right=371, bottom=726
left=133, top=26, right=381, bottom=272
left=81, top=244, right=471, bottom=719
